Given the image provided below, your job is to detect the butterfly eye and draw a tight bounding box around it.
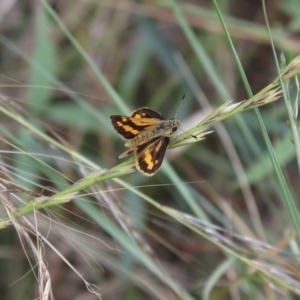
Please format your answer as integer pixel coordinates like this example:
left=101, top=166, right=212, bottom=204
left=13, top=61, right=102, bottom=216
left=172, top=127, right=177, bottom=132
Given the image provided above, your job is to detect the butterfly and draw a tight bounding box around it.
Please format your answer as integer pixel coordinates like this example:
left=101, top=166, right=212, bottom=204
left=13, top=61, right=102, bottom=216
left=110, top=107, right=180, bottom=176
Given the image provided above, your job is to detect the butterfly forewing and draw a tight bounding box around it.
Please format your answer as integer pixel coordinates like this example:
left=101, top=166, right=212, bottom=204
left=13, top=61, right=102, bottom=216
left=110, top=115, right=140, bottom=139
left=131, top=107, right=164, bottom=119
left=110, top=107, right=164, bottom=140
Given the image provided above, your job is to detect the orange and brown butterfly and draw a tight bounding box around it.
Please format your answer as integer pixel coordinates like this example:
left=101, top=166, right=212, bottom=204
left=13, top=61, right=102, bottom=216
left=110, top=107, right=180, bottom=176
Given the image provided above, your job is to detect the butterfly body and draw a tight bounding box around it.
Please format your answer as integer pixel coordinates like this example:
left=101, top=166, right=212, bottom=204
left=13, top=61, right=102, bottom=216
left=110, top=107, right=180, bottom=176
left=125, top=118, right=179, bottom=148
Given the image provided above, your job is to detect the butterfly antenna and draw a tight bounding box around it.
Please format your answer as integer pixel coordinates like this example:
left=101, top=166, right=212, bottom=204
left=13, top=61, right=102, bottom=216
left=174, top=95, right=197, bottom=139
left=179, top=128, right=197, bottom=140
left=174, top=94, right=185, bottom=119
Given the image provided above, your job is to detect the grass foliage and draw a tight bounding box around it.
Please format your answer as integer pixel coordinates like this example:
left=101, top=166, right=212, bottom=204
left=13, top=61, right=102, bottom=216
left=1, top=0, right=300, bottom=299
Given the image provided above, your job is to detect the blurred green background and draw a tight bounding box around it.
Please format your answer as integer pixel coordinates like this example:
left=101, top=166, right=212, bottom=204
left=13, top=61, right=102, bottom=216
left=0, top=0, right=300, bottom=299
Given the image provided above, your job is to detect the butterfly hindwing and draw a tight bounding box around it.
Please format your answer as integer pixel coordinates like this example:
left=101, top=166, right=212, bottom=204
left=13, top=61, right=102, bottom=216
left=135, top=136, right=169, bottom=176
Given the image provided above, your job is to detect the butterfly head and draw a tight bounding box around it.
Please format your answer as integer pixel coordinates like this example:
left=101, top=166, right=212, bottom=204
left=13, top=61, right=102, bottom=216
left=164, top=118, right=180, bottom=136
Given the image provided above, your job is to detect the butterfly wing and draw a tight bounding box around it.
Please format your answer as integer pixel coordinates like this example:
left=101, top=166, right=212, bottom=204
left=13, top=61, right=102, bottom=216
left=110, top=108, right=164, bottom=140
left=135, top=136, right=169, bottom=176
left=110, top=115, right=141, bottom=139
left=131, top=107, right=164, bottom=119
